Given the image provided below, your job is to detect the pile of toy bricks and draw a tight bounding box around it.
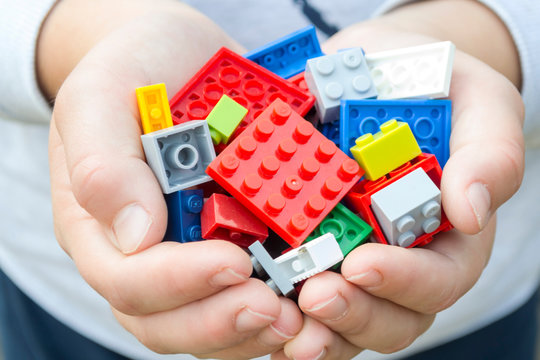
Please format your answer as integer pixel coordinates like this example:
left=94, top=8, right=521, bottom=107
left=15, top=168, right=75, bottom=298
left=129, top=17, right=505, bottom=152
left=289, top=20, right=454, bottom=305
left=136, top=26, right=455, bottom=297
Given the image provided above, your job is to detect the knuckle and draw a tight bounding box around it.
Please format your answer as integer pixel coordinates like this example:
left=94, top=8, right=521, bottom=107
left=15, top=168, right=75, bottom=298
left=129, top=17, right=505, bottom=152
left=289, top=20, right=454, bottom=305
left=498, top=139, right=525, bottom=195
left=106, top=268, right=142, bottom=316
left=69, top=154, right=110, bottom=212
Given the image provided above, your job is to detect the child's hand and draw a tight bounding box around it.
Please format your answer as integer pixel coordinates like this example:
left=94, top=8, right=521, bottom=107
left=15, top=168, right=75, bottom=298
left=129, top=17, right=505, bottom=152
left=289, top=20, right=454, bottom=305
left=272, top=14, right=525, bottom=360
left=45, top=2, right=302, bottom=358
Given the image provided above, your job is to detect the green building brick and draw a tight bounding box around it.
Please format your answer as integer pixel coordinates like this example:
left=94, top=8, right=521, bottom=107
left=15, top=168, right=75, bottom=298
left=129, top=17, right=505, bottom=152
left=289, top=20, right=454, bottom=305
left=206, top=95, right=248, bottom=145
left=305, top=203, right=372, bottom=257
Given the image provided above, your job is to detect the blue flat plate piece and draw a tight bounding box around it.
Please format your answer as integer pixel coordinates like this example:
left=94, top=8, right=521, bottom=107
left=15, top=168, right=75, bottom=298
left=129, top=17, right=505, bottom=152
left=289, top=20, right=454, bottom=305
left=340, top=99, right=451, bottom=168
left=244, top=25, right=323, bottom=79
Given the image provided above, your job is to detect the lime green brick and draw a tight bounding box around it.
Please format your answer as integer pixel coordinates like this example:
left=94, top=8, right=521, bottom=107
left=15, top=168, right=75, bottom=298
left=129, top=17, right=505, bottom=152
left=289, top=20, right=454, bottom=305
left=305, top=203, right=372, bottom=258
left=206, top=95, right=248, bottom=145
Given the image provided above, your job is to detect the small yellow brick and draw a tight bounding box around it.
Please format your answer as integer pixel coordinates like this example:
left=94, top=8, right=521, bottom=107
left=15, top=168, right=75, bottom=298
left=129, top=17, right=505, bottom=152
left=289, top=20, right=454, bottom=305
left=136, top=83, right=173, bottom=134
left=350, top=119, right=421, bottom=180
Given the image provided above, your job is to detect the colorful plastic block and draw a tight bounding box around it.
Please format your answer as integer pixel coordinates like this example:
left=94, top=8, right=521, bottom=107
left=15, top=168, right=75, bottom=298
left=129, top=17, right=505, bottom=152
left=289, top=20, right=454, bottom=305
left=366, top=41, right=455, bottom=100
left=288, top=72, right=310, bottom=93
left=141, top=120, right=216, bottom=194
left=244, top=25, right=323, bottom=79
left=169, top=47, right=315, bottom=140
left=206, top=95, right=248, bottom=145
left=371, top=168, right=441, bottom=247
left=206, top=99, right=363, bottom=248
left=317, top=120, right=340, bottom=147
left=201, top=193, right=268, bottom=248
left=249, top=233, right=342, bottom=296
left=136, top=83, right=173, bottom=134
left=345, top=153, right=452, bottom=247
left=305, top=48, right=377, bottom=123
left=305, top=203, right=372, bottom=257
left=164, top=189, right=203, bottom=243
left=249, top=240, right=295, bottom=297
left=350, top=119, right=421, bottom=180
left=340, top=99, right=451, bottom=167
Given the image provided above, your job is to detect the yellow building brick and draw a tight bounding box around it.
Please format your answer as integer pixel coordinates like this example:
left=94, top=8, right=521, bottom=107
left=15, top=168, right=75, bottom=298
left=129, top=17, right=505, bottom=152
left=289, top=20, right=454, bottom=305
left=136, top=83, right=173, bottom=134
left=350, top=119, right=421, bottom=180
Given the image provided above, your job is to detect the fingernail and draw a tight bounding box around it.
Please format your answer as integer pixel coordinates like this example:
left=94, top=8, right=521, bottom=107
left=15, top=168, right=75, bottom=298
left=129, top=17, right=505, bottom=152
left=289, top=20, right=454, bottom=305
left=293, top=347, right=327, bottom=360
left=235, top=307, right=276, bottom=333
left=346, top=269, right=382, bottom=287
left=466, top=182, right=491, bottom=230
left=305, top=293, right=348, bottom=321
left=112, top=204, right=152, bottom=254
left=209, top=268, right=249, bottom=287
left=256, top=323, right=295, bottom=347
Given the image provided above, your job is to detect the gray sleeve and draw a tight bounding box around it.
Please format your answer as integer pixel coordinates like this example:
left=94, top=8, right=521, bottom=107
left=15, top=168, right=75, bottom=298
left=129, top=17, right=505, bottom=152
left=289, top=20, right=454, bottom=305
left=0, top=0, right=57, bottom=123
left=371, top=0, right=540, bottom=131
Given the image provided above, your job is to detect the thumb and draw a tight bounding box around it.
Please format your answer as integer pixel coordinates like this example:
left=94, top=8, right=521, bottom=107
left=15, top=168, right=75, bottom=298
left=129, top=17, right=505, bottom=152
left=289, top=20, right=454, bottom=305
left=54, top=68, right=167, bottom=254
left=441, top=52, right=524, bottom=234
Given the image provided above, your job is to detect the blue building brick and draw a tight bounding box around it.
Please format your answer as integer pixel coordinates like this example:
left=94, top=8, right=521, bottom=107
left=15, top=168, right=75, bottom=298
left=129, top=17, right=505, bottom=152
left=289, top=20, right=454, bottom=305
left=244, top=25, right=323, bottom=79
left=317, top=120, right=340, bottom=147
left=164, top=189, right=204, bottom=243
left=340, top=99, right=451, bottom=167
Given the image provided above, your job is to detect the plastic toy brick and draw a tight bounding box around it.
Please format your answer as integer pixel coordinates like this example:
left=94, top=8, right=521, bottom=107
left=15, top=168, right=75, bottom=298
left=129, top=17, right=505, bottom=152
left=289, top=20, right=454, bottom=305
left=371, top=168, right=441, bottom=247
left=136, top=83, right=174, bottom=134
left=317, top=120, right=340, bottom=147
left=249, top=240, right=295, bottom=297
left=345, top=153, right=452, bottom=247
left=244, top=25, right=323, bottom=79
left=305, top=48, right=377, bottom=123
left=206, top=99, right=363, bottom=248
left=305, top=203, right=372, bottom=257
left=340, top=99, right=451, bottom=167
left=169, top=47, right=315, bottom=140
left=288, top=72, right=309, bottom=93
left=350, top=119, right=421, bottom=181
left=205, top=95, right=248, bottom=145
left=141, top=120, right=216, bottom=194
left=249, top=233, right=343, bottom=296
left=201, top=193, right=268, bottom=248
left=366, top=41, right=455, bottom=100
left=164, top=189, right=203, bottom=243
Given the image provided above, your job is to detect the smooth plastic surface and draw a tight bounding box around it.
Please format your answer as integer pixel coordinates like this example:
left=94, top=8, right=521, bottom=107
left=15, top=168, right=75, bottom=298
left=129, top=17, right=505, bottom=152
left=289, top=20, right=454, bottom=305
left=249, top=240, right=295, bottom=297
left=305, top=203, right=372, bottom=257
left=350, top=119, right=421, bottom=180
left=274, top=233, right=342, bottom=284
left=136, top=83, right=173, bottom=134
left=164, top=189, right=203, bottom=243
left=366, top=41, right=455, bottom=100
left=345, top=153, right=452, bottom=247
left=305, top=48, right=377, bottom=123
left=206, top=99, right=363, bottom=248
left=371, top=168, right=441, bottom=247
left=141, top=120, right=216, bottom=194
left=244, top=25, right=323, bottom=79
left=206, top=95, right=248, bottom=145
left=340, top=99, right=451, bottom=167
left=201, top=193, right=268, bottom=248
left=169, top=47, right=315, bottom=142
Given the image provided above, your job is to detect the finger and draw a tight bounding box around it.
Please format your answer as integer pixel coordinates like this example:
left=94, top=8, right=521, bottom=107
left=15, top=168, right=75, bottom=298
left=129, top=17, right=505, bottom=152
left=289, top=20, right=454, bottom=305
left=52, top=13, right=239, bottom=254
left=113, top=279, right=283, bottom=355
left=442, top=52, right=524, bottom=233
left=200, top=297, right=303, bottom=360
left=341, top=220, right=495, bottom=314
left=298, top=272, right=434, bottom=354
left=51, top=118, right=252, bottom=315
left=281, top=316, right=360, bottom=360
